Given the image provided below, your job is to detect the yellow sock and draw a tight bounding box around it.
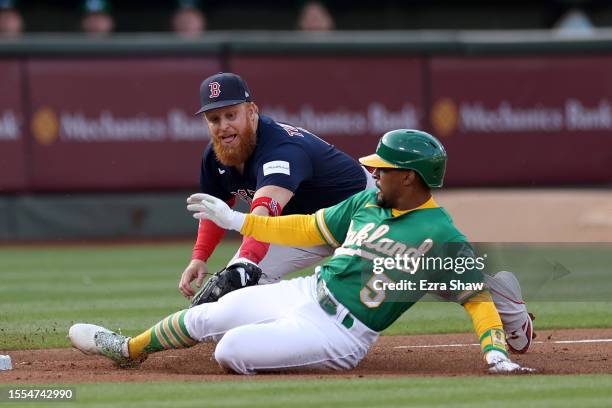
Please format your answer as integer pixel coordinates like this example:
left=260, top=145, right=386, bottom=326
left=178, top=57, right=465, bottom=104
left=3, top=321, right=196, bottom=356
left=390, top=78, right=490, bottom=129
left=128, top=329, right=153, bottom=359
left=127, top=310, right=197, bottom=359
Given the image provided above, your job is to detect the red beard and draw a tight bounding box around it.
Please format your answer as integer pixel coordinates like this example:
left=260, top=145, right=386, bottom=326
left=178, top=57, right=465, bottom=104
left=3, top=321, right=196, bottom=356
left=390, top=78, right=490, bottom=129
left=212, top=132, right=257, bottom=167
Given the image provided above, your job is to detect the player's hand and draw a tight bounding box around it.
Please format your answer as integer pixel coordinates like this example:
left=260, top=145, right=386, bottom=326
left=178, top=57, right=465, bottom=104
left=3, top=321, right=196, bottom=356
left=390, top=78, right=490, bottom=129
left=485, top=350, right=536, bottom=374
left=179, top=259, right=208, bottom=298
left=187, top=193, right=246, bottom=231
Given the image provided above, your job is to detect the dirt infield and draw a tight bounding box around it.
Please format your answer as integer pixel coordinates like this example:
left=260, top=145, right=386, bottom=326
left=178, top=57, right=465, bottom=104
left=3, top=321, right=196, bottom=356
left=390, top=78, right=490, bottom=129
left=1, top=328, right=611, bottom=383
left=437, top=189, right=612, bottom=242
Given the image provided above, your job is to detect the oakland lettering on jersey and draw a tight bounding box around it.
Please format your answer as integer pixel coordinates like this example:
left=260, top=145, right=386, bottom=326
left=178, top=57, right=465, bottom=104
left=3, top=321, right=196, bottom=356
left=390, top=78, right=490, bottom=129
left=338, top=221, right=486, bottom=276
left=343, top=222, right=432, bottom=260
left=340, top=221, right=433, bottom=274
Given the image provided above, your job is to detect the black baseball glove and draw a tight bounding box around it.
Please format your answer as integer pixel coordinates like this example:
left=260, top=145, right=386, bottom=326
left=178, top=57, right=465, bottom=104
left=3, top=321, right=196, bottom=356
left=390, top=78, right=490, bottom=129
left=190, top=259, right=262, bottom=307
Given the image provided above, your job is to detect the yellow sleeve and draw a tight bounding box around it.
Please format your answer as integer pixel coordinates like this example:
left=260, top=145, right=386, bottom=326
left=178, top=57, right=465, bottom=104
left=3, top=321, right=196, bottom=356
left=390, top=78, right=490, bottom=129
left=463, top=290, right=508, bottom=357
left=240, top=214, right=327, bottom=247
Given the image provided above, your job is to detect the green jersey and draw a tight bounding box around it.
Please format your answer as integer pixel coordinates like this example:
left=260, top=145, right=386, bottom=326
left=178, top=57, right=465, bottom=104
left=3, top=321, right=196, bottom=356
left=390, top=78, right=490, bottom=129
left=314, top=189, right=484, bottom=332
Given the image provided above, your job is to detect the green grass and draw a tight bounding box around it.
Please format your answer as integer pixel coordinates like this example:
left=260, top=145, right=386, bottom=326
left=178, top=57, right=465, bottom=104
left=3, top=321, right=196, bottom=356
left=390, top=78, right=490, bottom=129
left=383, top=300, right=612, bottom=335
left=1, top=242, right=611, bottom=407
left=0, top=242, right=229, bottom=349
left=4, top=375, right=612, bottom=408
left=476, top=243, right=612, bottom=301
left=0, top=242, right=611, bottom=349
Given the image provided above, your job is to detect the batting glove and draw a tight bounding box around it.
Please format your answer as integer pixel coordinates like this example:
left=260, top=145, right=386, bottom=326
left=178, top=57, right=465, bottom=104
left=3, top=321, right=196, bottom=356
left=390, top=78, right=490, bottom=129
left=485, top=350, right=536, bottom=374
left=187, top=193, right=246, bottom=231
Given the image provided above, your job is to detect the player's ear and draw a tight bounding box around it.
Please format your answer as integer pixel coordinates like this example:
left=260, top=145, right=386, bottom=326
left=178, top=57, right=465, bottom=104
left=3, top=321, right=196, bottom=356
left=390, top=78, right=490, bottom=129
left=244, top=102, right=253, bottom=115
left=245, top=103, right=259, bottom=128
left=403, top=170, right=417, bottom=186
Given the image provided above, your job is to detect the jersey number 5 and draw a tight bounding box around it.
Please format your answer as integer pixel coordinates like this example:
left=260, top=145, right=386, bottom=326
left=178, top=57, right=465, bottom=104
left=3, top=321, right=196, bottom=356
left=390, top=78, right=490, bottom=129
left=360, top=273, right=393, bottom=308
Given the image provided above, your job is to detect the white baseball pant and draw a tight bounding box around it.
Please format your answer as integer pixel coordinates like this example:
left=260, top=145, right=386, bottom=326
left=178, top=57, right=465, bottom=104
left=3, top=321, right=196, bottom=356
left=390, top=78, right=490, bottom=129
left=184, top=273, right=378, bottom=374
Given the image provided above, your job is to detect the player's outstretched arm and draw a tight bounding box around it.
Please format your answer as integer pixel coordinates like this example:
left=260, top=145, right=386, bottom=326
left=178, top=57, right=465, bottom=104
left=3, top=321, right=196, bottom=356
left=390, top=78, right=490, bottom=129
left=463, top=292, right=536, bottom=374
left=187, top=193, right=326, bottom=247
left=178, top=197, right=236, bottom=298
left=187, top=193, right=245, bottom=230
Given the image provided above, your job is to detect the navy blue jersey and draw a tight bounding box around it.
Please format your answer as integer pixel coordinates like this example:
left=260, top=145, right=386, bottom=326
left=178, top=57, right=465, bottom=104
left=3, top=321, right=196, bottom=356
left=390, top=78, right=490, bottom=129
left=200, top=115, right=367, bottom=215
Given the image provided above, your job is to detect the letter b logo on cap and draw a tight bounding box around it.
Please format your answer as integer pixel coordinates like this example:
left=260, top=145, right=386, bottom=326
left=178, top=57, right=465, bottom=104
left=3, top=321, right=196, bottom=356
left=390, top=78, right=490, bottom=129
left=209, top=82, right=221, bottom=98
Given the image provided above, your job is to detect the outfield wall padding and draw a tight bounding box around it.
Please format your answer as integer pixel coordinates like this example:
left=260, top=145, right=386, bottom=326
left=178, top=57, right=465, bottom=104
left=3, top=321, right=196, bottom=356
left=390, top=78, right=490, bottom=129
left=2, top=46, right=612, bottom=193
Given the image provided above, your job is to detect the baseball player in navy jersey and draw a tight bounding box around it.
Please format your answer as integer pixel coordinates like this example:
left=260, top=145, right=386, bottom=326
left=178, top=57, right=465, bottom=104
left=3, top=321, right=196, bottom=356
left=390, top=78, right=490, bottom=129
left=69, top=130, right=534, bottom=374
left=179, top=72, right=375, bottom=305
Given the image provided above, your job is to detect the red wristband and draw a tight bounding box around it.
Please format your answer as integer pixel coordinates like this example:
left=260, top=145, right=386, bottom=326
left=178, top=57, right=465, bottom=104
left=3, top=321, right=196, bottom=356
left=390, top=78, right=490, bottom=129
left=239, top=196, right=283, bottom=263
left=250, top=196, right=283, bottom=216
left=192, top=196, right=236, bottom=261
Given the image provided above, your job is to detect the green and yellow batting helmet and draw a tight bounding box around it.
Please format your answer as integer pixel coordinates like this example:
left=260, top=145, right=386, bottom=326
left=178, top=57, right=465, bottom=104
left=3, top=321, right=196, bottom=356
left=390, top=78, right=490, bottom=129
left=359, top=129, right=447, bottom=188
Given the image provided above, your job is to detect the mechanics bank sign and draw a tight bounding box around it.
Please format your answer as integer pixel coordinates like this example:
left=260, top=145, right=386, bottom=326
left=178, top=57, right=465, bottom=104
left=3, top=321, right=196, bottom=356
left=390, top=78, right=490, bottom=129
left=0, top=110, right=19, bottom=141
left=30, top=108, right=208, bottom=145
left=264, top=102, right=419, bottom=136
left=432, top=98, right=612, bottom=136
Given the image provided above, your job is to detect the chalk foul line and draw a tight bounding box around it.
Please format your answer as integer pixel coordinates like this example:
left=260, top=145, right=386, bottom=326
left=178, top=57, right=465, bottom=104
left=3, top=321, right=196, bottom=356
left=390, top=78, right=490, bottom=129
left=393, top=338, right=612, bottom=349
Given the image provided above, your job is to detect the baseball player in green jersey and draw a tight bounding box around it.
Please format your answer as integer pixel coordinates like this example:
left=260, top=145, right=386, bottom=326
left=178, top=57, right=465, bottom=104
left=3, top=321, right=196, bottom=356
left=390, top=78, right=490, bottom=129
left=69, top=129, right=533, bottom=374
